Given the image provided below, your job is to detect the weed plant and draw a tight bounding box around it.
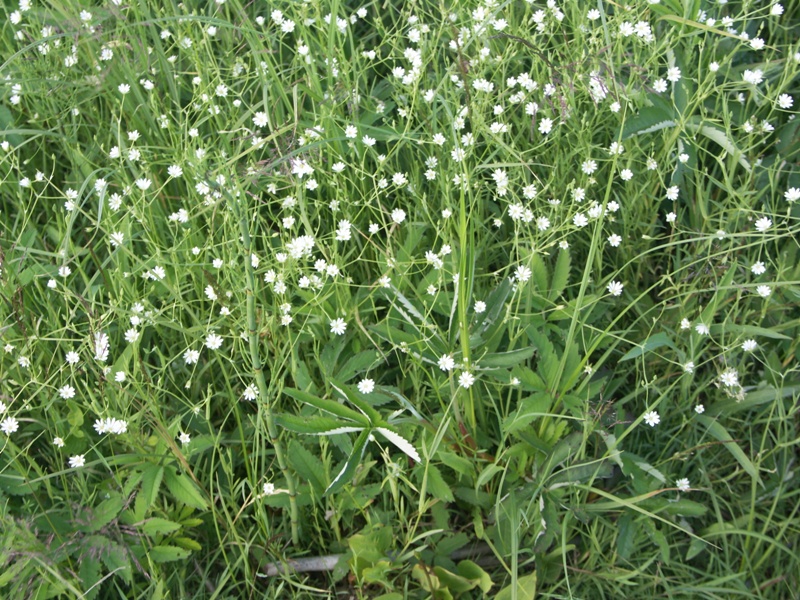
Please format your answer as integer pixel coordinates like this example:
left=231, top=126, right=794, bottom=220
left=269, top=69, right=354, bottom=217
left=1, top=0, right=799, bottom=598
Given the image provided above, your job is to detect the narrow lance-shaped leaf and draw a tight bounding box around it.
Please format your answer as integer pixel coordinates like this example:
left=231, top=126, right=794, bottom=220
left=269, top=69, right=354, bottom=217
left=284, top=387, right=370, bottom=426
left=375, top=427, right=421, bottom=463
left=325, top=428, right=371, bottom=496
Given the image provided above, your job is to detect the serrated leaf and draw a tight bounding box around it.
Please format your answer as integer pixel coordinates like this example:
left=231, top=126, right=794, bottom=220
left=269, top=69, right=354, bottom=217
left=100, top=540, right=132, bottom=586
left=336, top=350, right=382, bottom=382
left=284, top=387, right=370, bottom=425
left=139, top=518, right=182, bottom=537
left=549, top=248, right=571, bottom=301
left=425, top=464, right=454, bottom=502
left=375, top=427, right=420, bottom=462
left=479, top=347, right=535, bottom=369
left=89, top=494, right=124, bottom=531
left=149, top=545, right=191, bottom=563
left=326, top=428, right=370, bottom=496
left=288, top=440, right=328, bottom=494
left=330, top=379, right=383, bottom=425
left=276, top=413, right=360, bottom=434
left=504, top=392, right=553, bottom=434
left=163, top=468, right=208, bottom=510
left=622, top=101, right=676, bottom=139
left=620, top=332, right=676, bottom=362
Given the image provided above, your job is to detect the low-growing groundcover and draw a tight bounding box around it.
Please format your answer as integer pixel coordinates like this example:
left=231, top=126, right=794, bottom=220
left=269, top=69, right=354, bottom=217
left=1, top=0, right=799, bottom=597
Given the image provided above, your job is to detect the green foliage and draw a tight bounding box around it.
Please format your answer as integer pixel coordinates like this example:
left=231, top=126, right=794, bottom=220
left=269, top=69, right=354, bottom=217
left=1, top=0, right=799, bottom=597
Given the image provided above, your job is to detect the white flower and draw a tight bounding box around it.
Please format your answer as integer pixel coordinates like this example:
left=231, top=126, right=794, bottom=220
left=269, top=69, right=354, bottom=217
left=573, top=213, right=588, bottom=227
left=458, top=371, right=476, bottom=389
left=608, top=234, right=622, bottom=247
left=243, top=383, right=259, bottom=401
left=68, top=455, right=86, bottom=468
left=94, top=332, right=110, bottom=362
left=474, top=301, right=486, bottom=314
left=118, top=83, right=130, bottom=94
left=391, top=208, right=406, bottom=224
left=124, top=328, right=139, bottom=343
left=785, top=187, right=800, bottom=203
left=438, top=354, right=455, bottom=372
left=168, top=165, right=183, bottom=178
left=205, top=333, right=224, bottom=350
left=330, top=318, right=347, bottom=335
left=59, top=385, right=76, bottom=399
left=676, top=478, right=691, bottom=492
left=538, top=118, right=553, bottom=135
left=754, top=217, right=772, bottom=232
left=683, top=361, right=695, bottom=373
left=756, top=285, right=771, bottom=298
left=695, top=323, right=710, bottom=335
left=695, top=404, right=705, bottom=414
left=184, top=349, right=200, bottom=364
left=643, top=411, right=660, bottom=427
left=1, top=417, right=19, bottom=436
left=53, top=437, right=65, bottom=448
left=719, top=369, right=739, bottom=387
left=777, top=94, right=794, bottom=109
left=66, top=351, right=80, bottom=365
left=205, top=285, right=218, bottom=301
left=607, top=281, right=623, bottom=296
left=179, top=432, right=191, bottom=445
left=515, top=265, right=532, bottom=283
left=751, top=261, right=766, bottom=275
left=357, top=379, right=375, bottom=394
left=392, top=172, right=408, bottom=186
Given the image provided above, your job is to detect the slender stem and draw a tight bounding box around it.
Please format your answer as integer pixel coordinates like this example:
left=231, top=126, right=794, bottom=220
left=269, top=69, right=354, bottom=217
left=233, top=197, right=300, bottom=546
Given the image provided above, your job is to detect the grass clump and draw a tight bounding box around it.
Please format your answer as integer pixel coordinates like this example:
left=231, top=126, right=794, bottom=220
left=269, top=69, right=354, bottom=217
left=1, top=0, right=799, bottom=598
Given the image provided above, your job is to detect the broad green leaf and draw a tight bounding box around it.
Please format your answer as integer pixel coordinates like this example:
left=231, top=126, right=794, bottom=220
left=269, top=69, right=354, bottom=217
left=149, top=545, right=191, bottom=563
left=456, top=560, right=493, bottom=593
left=100, top=540, right=133, bottom=585
left=137, top=463, right=164, bottom=514
left=620, top=332, right=676, bottom=362
left=325, top=428, right=370, bottom=496
left=284, top=387, right=370, bottom=426
left=504, top=392, right=554, bottom=434
left=644, top=519, right=671, bottom=564
left=140, top=518, right=182, bottom=537
left=336, top=350, right=382, bottom=382
left=88, top=494, right=124, bottom=531
left=621, top=95, right=676, bottom=139
left=163, top=468, right=208, bottom=510
left=710, top=323, right=790, bottom=341
left=288, top=440, right=328, bottom=494
left=479, top=347, right=535, bottom=369
left=696, top=416, right=761, bottom=484
left=495, top=572, right=536, bottom=600
left=425, top=464, right=454, bottom=502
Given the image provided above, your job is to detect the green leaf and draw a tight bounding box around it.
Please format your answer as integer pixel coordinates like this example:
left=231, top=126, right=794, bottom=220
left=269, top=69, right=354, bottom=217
left=89, top=494, right=124, bottom=531
left=479, top=347, right=535, bottom=369
left=325, top=428, right=370, bottom=496
left=620, top=332, right=676, bottom=362
left=330, top=379, right=382, bottom=425
left=456, top=560, right=493, bottom=593
left=495, top=572, right=537, bottom=600
left=504, top=392, right=553, bottom=434
left=100, top=540, right=133, bottom=586
left=284, top=387, right=370, bottom=426
left=149, top=545, right=191, bottom=563
left=621, top=96, right=676, bottom=139
left=336, top=350, right=382, bottom=382
left=685, top=120, right=751, bottom=172
left=549, top=248, right=571, bottom=301
left=288, top=440, right=328, bottom=495
left=140, top=518, right=182, bottom=537
left=135, top=463, right=164, bottom=519
left=425, top=464, right=454, bottom=502
left=163, top=468, right=208, bottom=510
left=617, top=513, right=637, bottom=560
left=710, top=323, right=790, bottom=341
left=696, top=416, right=761, bottom=485
left=276, top=413, right=362, bottom=435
